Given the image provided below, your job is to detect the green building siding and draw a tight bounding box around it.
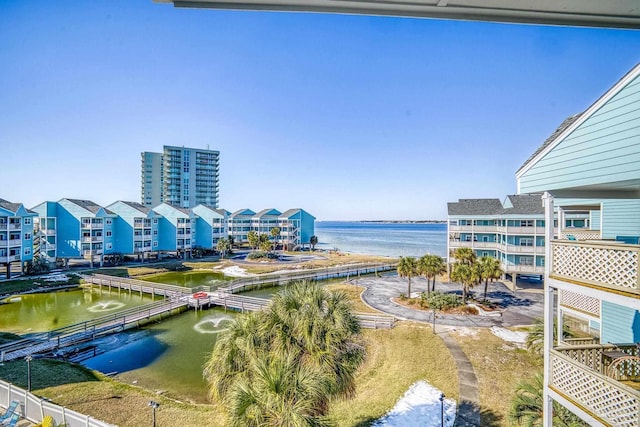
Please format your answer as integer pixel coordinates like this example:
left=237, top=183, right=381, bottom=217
left=601, top=200, right=640, bottom=239
left=601, top=300, right=640, bottom=344
left=519, top=74, right=640, bottom=194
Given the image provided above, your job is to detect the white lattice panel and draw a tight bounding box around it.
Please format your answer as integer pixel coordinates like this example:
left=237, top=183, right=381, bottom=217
left=552, top=243, right=639, bottom=290
left=560, top=289, right=601, bottom=317
left=561, top=231, right=602, bottom=240
left=551, top=352, right=640, bottom=427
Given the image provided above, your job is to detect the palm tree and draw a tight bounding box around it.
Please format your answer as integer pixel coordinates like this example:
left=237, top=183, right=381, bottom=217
left=216, top=237, right=231, bottom=259
left=453, top=247, right=476, bottom=266
left=310, top=235, right=318, bottom=251
left=270, top=227, right=281, bottom=251
left=450, top=262, right=478, bottom=302
left=247, top=230, right=259, bottom=251
left=509, top=372, right=588, bottom=427
left=227, top=354, right=333, bottom=427
left=479, top=256, right=503, bottom=303
left=418, top=254, right=447, bottom=294
left=204, top=282, right=365, bottom=424
left=525, top=318, right=574, bottom=357
left=397, top=256, right=418, bottom=298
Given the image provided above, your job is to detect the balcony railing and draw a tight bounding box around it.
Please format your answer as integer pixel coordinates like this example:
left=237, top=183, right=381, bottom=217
left=8, top=223, right=21, bottom=230
left=560, top=229, right=602, bottom=240
left=502, top=264, right=544, bottom=274
left=550, top=346, right=640, bottom=427
left=40, top=229, right=56, bottom=236
left=551, top=240, right=640, bottom=296
left=81, top=222, right=103, bottom=229
left=0, top=224, right=6, bottom=230
left=0, top=255, right=20, bottom=263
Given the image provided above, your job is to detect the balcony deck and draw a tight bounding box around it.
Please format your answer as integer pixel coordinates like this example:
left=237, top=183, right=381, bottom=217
left=551, top=344, right=640, bottom=427
left=551, top=240, right=640, bottom=298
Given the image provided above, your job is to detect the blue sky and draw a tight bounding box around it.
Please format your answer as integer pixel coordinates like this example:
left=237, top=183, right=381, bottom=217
left=1, top=1, right=639, bottom=220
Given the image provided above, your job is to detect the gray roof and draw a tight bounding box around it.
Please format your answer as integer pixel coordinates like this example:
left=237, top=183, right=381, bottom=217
left=448, top=194, right=543, bottom=216
left=65, top=199, right=116, bottom=215
left=447, top=199, right=503, bottom=216
left=254, top=208, right=281, bottom=218
left=503, top=194, right=544, bottom=215
left=120, top=201, right=151, bottom=214
left=230, top=209, right=255, bottom=218
left=516, top=113, right=583, bottom=174
left=0, top=198, right=22, bottom=214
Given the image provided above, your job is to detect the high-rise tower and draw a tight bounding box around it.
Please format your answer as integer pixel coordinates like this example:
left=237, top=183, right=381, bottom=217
left=141, top=146, right=219, bottom=208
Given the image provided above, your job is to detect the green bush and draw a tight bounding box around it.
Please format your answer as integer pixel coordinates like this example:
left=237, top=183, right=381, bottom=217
left=427, top=292, right=462, bottom=310
left=247, top=251, right=279, bottom=260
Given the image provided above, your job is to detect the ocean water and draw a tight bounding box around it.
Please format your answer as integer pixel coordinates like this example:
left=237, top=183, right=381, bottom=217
left=315, top=221, right=447, bottom=258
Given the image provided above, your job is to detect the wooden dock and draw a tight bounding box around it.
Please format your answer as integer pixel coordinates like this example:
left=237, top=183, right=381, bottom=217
left=0, top=297, right=187, bottom=362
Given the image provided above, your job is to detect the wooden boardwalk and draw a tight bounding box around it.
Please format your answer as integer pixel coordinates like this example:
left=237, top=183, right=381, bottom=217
left=1, top=265, right=397, bottom=361
left=0, top=297, right=188, bottom=362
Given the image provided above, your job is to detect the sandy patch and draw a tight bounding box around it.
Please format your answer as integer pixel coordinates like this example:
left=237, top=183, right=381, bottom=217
left=452, top=327, right=478, bottom=338
left=220, top=266, right=256, bottom=277
left=490, top=326, right=528, bottom=348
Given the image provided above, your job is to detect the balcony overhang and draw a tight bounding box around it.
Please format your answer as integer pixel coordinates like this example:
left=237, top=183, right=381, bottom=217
left=155, top=0, right=640, bottom=29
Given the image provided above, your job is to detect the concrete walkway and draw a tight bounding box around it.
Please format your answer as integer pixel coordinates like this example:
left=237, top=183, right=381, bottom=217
left=355, top=273, right=542, bottom=427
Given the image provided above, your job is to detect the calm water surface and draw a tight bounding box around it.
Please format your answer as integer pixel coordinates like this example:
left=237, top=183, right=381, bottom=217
left=143, top=270, right=230, bottom=288
left=0, top=288, right=156, bottom=335
left=315, top=221, right=447, bottom=258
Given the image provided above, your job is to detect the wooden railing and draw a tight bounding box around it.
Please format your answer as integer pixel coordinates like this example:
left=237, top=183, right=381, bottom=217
left=560, top=230, right=601, bottom=240
left=551, top=240, right=640, bottom=296
left=550, top=348, right=640, bottom=427
left=0, top=298, right=187, bottom=362
left=220, top=263, right=395, bottom=294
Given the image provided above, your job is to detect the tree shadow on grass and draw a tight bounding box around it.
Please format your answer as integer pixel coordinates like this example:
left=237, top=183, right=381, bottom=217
left=1, top=358, right=101, bottom=390
left=479, top=408, right=503, bottom=427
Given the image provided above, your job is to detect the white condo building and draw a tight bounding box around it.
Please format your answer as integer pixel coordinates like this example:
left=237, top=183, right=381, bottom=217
left=141, top=145, right=220, bottom=209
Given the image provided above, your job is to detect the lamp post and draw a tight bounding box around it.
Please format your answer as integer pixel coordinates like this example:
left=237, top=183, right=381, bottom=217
left=439, top=393, right=445, bottom=427
left=25, top=355, right=33, bottom=392
left=148, top=401, right=160, bottom=427
left=432, top=308, right=437, bottom=334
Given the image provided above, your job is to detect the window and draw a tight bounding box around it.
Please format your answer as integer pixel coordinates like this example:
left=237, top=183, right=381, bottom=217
left=106, top=231, right=112, bottom=237
left=153, top=219, right=158, bottom=224
left=24, top=233, right=31, bottom=240
left=106, top=219, right=112, bottom=225
left=24, top=218, right=31, bottom=225
left=519, top=256, right=534, bottom=266
left=24, top=248, right=31, bottom=255
left=520, top=220, right=533, bottom=227
left=106, top=243, right=112, bottom=250
left=153, top=230, right=158, bottom=235
left=153, top=241, right=158, bottom=247
left=520, top=238, right=534, bottom=246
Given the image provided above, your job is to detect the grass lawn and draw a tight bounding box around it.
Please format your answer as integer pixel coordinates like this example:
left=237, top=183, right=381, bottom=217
left=325, top=283, right=382, bottom=314
left=0, top=322, right=456, bottom=427
left=451, top=328, right=540, bottom=426
left=0, top=275, right=81, bottom=298
left=330, top=322, right=458, bottom=426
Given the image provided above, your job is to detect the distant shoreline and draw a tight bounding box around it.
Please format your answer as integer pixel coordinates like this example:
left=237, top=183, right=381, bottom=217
left=317, top=220, right=446, bottom=224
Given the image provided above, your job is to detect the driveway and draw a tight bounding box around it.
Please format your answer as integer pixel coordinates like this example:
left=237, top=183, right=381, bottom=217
left=356, top=273, right=543, bottom=328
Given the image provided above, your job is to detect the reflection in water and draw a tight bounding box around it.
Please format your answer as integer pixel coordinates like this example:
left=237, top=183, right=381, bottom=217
left=193, top=315, right=233, bottom=334
left=83, top=330, right=168, bottom=374
left=87, top=301, right=126, bottom=313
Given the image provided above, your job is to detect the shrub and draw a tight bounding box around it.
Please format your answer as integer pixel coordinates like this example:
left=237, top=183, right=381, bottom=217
left=427, top=292, right=462, bottom=310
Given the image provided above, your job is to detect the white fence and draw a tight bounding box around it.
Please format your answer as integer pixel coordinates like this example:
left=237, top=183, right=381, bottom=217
left=0, top=380, right=115, bottom=427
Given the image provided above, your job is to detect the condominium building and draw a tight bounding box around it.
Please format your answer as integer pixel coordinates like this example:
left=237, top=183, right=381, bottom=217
left=32, top=199, right=117, bottom=268
left=106, top=201, right=161, bottom=261
left=516, top=64, right=640, bottom=426
left=0, top=199, right=36, bottom=277
left=447, top=194, right=591, bottom=286
left=192, top=205, right=228, bottom=249
left=141, top=145, right=220, bottom=209
left=152, top=203, right=197, bottom=258
left=228, top=208, right=316, bottom=249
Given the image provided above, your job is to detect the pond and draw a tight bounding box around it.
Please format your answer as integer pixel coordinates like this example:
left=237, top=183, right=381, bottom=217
left=0, top=288, right=157, bottom=335
left=142, top=270, right=231, bottom=289
left=0, top=273, right=340, bottom=403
